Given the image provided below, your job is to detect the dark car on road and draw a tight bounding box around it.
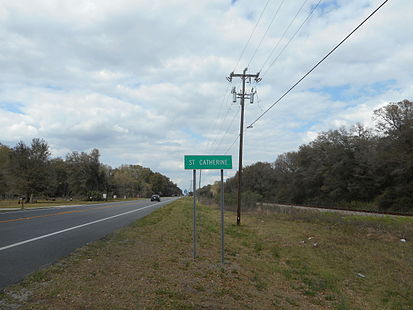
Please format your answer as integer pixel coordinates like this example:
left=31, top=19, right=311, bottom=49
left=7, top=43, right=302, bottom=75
left=150, top=194, right=160, bottom=202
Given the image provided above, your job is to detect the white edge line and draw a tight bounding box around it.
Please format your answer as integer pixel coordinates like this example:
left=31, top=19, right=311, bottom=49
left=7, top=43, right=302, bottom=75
left=0, top=201, right=165, bottom=252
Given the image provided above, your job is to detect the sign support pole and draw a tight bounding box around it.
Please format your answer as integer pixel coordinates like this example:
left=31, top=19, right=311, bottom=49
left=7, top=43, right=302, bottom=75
left=184, top=155, right=232, bottom=262
left=192, top=169, right=197, bottom=259
left=220, top=169, right=225, bottom=265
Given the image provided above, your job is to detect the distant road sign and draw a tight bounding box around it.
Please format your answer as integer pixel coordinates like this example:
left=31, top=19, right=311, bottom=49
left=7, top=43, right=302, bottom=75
left=184, top=155, right=232, bottom=170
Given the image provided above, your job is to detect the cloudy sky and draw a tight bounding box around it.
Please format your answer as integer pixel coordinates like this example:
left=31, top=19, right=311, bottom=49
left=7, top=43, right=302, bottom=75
left=0, top=0, right=412, bottom=191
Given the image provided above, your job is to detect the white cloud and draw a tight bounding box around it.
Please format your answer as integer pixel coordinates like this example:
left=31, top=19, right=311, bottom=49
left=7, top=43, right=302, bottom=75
left=0, top=0, right=412, bottom=190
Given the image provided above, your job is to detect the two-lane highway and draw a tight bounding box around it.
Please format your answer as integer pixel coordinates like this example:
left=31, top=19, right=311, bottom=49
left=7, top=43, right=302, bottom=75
left=0, top=197, right=178, bottom=289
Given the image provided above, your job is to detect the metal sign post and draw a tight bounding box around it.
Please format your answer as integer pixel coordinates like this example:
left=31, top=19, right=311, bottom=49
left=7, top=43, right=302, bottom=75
left=220, top=169, right=225, bottom=264
left=192, top=169, right=197, bottom=259
left=184, top=155, right=232, bottom=264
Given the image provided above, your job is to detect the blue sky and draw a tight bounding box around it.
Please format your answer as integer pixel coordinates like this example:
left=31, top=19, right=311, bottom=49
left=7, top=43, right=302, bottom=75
left=310, top=79, right=397, bottom=102
left=0, top=0, right=412, bottom=191
left=1, top=102, right=25, bottom=114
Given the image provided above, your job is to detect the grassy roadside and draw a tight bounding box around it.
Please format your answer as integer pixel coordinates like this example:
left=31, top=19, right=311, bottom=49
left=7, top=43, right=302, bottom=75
left=1, top=198, right=412, bottom=309
left=0, top=198, right=143, bottom=210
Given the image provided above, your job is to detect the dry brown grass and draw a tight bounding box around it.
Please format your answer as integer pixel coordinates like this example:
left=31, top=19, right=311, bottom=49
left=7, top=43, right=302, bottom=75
left=1, top=198, right=412, bottom=310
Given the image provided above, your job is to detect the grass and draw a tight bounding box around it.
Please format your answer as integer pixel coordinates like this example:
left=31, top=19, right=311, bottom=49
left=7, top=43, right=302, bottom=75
left=0, top=198, right=143, bottom=209
left=1, top=198, right=412, bottom=309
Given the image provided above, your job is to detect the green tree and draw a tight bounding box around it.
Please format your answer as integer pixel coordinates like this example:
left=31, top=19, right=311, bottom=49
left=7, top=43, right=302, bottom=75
left=373, top=100, right=413, bottom=211
left=241, top=162, right=277, bottom=201
left=110, top=165, right=181, bottom=198
left=8, top=138, right=51, bottom=202
left=49, top=158, right=69, bottom=197
left=65, top=149, right=106, bottom=198
left=374, top=100, right=413, bottom=137
left=112, top=165, right=142, bottom=198
left=0, top=144, right=11, bottom=197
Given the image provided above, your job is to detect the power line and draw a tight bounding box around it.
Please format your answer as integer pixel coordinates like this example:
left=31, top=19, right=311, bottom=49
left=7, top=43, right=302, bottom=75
left=205, top=79, right=243, bottom=154
left=211, top=106, right=240, bottom=154
left=204, top=0, right=269, bottom=154
left=259, top=0, right=309, bottom=73
left=247, top=0, right=286, bottom=68
left=202, top=83, right=232, bottom=153
left=232, top=0, right=272, bottom=72
left=224, top=134, right=240, bottom=154
left=247, top=0, right=390, bottom=129
left=261, top=0, right=322, bottom=78
left=205, top=1, right=271, bottom=154
left=204, top=75, right=242, bottom=154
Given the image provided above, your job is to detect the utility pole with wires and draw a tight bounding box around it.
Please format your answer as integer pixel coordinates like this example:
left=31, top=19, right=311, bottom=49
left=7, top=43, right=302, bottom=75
left=227, top=68, right=261, bottom=225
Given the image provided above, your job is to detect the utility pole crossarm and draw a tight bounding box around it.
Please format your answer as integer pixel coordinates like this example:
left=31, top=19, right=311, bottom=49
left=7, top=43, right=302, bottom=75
left=230, top=73, right=260, bottom=78
left=227, top=70, right=260, bottom=81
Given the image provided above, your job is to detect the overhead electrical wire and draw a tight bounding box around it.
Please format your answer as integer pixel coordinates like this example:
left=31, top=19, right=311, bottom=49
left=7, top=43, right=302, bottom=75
left=205, top=79, right=242, bottom=154
left=259, top=0, right=309, bottom=74
left=205, top=105, right=232, bottom=153
left=220, top=77, right=261, bottom=155
left=212, top=106, right=240, bottom=155
left=223, top=0, right=307, bottom=157
left=246, top=0, right=287, bottom=68
left=247, top=0, right=390, bottom=129
left=208, top=0, right=316, bottom=155
left=212, top=105, right=240, bottom=154
left=232, top=0, right=272, bottom=73
left=261, top=0, right=322, bottom=78
left=202, top=83, right=232, bottom=153
left=222, top=79, right=262, bottom=155
left=204, top=1, right=272, bottom=155
left=218, top=0, right=310, bottom=157
left=224, top=134, right=240, bottom=155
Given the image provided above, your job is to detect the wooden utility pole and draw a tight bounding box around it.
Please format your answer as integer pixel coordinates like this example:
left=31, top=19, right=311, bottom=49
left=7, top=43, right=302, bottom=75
left=227, top=68, right=260, bottom=225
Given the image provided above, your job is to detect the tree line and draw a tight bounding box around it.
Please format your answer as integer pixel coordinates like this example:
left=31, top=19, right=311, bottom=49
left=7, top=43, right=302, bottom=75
left=0, top=140, right=182, bottom=202
left=202, top=100, right=413, bottom=213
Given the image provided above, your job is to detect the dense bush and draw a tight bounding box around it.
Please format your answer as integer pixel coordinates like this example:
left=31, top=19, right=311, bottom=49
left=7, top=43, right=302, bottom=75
left=199, top=100, right=413, bottom=213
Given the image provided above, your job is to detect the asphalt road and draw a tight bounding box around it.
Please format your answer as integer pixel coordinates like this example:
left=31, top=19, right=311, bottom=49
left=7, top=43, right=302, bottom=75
left=0, top=197, right=178, bottom=290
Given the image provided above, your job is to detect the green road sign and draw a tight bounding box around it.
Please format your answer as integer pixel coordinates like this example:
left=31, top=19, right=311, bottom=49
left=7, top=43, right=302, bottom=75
left=184, top=155, right=232, bottom=170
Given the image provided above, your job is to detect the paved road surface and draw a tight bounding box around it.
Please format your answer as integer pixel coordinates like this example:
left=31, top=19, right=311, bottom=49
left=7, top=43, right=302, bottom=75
left=0, top=198, right=178, bottom=289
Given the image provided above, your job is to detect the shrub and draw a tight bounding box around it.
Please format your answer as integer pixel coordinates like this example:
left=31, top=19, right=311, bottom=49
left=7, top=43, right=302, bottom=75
left=86, top=191, right=104, bottom=201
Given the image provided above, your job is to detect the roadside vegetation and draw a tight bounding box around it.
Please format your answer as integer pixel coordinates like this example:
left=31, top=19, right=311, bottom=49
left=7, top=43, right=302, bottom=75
left=200, top=100, right=413, bottom=214
left=2, top=198, right=412, bottom=309
left=0, top=141, right=181, bottom=204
